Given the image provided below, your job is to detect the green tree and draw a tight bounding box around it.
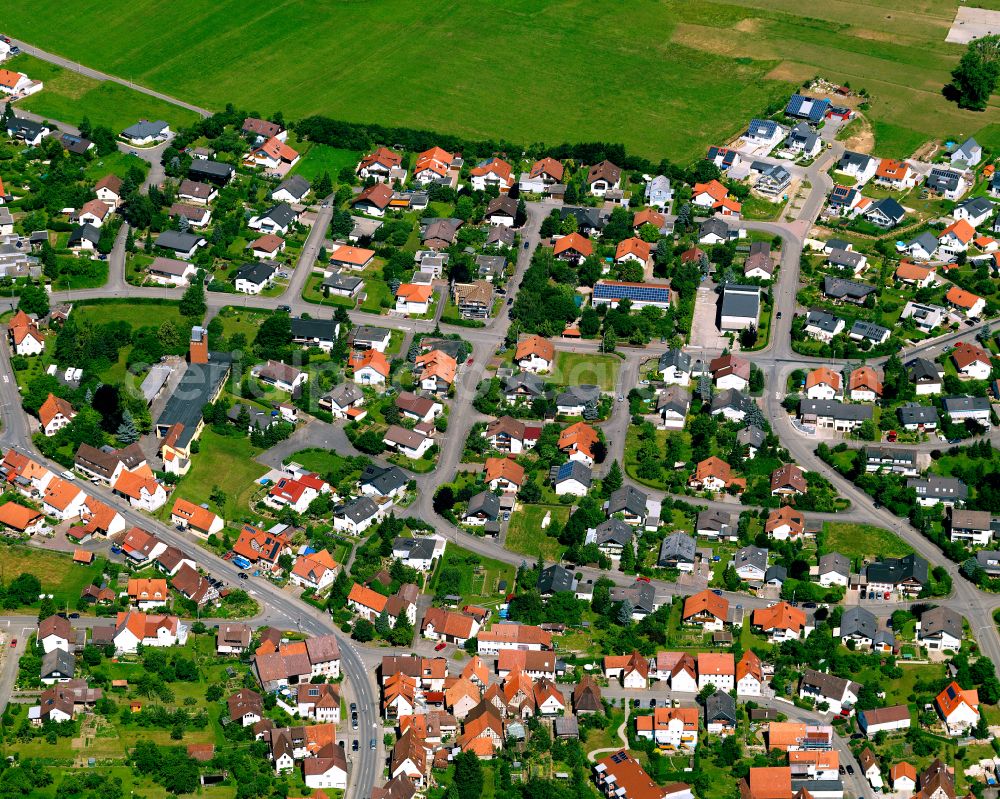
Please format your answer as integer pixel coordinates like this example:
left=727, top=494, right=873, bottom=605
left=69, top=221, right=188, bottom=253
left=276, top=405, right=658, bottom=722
left=179, top=280, right=206, bottom=319
left=453, top=751, right=484, bottom=799
left=352, top=619, right=375, bottom=642
left=18, top=284, right=50, bottom=318
left=950, top=36, right=1000, bottom=110
left=602, top=461, right=623, bottom=496
left=375, top=607, right=392, bottom=638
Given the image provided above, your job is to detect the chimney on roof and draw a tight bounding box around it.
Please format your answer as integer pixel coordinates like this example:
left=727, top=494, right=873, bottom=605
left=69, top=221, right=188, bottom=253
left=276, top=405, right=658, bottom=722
left=190, top=326, right=208, bottom=364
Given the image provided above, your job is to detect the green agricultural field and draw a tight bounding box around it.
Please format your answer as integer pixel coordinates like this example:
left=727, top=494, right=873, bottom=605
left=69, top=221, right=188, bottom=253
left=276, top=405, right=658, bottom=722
left=823, top=521, right=914, bottom=561
left=4, top=54, right=199, bottom=133
left=551, top=351, right=621, bottom=391
left=10, top=0, right=995, bottom=162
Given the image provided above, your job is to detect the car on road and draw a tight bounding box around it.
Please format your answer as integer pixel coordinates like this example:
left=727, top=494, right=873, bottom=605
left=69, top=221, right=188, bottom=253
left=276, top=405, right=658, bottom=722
left=712, top=589, right=723, bottom=596
left=617, top=395, right=624, bottom=402
left=69, top=613, right=80, bottom=619
left=8, top=47, right=18, bottom=56
left=277, top=305, right=290, bottom=313
left=507, top=298, right=513, bottom=305
left=350, top=703, right=357, bottom=712
left=524, top=242, right=530, bottom=249
left=238, top=573, right=249, bottom=580
left=839, top=766, right=846, bottom=775
left=0, top=36, right=10, bottom=44
left=776, top=311, right=782, bottom=319
left=846, top=766, right=854, bottom=775
left=370, top=738, right=376, bottom=750
left=648, top=699, right=657, bottom=708
left=352, top=740, right=359, bottom=751
left=467, top=357, right=474, bottom=364
left=9, top=639, right=16, bottom=648
left=62, top=470, right=76, bottom=480
left=434, top=641, right=446, bottom=651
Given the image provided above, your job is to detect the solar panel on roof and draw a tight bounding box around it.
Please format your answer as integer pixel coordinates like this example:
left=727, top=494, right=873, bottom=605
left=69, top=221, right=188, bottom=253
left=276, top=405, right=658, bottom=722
left=594, top=283, right=670, bottom=303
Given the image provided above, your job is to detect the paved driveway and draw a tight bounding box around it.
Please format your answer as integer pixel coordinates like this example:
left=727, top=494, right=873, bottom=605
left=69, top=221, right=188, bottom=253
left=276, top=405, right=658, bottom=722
left=689, top=284, right=729, bottom=351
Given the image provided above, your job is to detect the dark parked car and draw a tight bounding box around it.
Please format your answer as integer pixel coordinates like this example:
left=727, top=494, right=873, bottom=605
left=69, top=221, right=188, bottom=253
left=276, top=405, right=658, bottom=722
left=352, top=740, right=359, bottom=751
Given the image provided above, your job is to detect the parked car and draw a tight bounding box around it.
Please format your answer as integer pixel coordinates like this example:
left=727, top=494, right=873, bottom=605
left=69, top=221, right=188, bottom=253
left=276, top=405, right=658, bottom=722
left=434, top=641, right=446, bottom=651
left=370, top=738, right=376, bottom=750
left=352, top=740, right=359, bottom=751
left=9, top=639, right=16, bottom=648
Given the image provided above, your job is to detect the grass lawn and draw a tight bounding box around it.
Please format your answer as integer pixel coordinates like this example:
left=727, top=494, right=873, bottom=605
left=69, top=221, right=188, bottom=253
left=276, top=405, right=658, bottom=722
left=73, top=299, right=190, bottom=329
left=83, top=149, right=150, bottom=181
left=551, top=351, right=621, bottom=391
left=290, top=143, right=361, bottom=182
left=285, top=447, right=366, bottom=484
left=0, top=543, right=106, bottom=610
left=169, top=428, right=266, bottom=518
left=5, top=54, right=199, bottom=132
left=215, top=306, right=275, bottom=343
left=823, top=521, right=913, bottom=561
left=505, top=503, right=569, bottom=561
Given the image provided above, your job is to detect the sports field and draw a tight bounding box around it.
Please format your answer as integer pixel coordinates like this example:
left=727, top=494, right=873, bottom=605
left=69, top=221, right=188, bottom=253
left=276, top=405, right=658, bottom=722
left=2, top=0, right=999, bottom=161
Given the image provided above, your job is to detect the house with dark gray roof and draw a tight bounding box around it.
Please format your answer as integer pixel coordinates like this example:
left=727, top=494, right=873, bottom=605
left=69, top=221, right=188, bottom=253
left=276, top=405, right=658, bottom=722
left=942, top=395, right=991, bottom=427
left=897, top=403, right=938, bottom=431
left=555, top=385, right=601, bottom=415
left=609, top=581, right=657, bottom=619
left=234, top=262, right=276, bottom=294
left=464, top=492, right=500, bottom=525
left=863, top=553, right=928, bottom=597
left=863, top=197, right=905, bottom=228
left=917, top=606, right=963, bottom=651
left=504, top=372, right=546, bottom=401
left=587, top=518, right=634, bottom=559
left=696, top=509, right=738, bottom=541
left=188, top=160, right=234, bottom=185
left=121, top=119, right=170, bottom=144
left=658, top=349, right=691, bottom=384
left=658, top=532, right=696, bottom=571
left=904, top=231, right=939, bottom=261
left=560, top=206, right=608, bottom=235
left=906, top=476, right=968, bottom=507
left=156, top=230, right=206, bottom=259
left=817, top=552, right=851, bottom=587
left=804, top=310, right=845, bottom=342
left=823, top=277, right=875, bottom=303
left=705, top=689, right=737, bottom=735
left=827, top=248, right=867, bottom=273
left=551, top=461, right=592, bottom=497
left=737, top=425, right=766, bottom=457
left=926, top=167, right=966, bottom=200
left=322, top=273, right=364, bottom=298
left=249, top=203, right=298, bottom=235
left=291, top=317, right=340, bottom=351
left=840, top=606, right=878, bottom=647
left=906, top=358, right=943, bottom=394
left=719, top=284, right=760, bottom=331
left=798, top=399, right=872, bottom=431
left=272, top=175, right=311, bottom=203
left=605, top=486, right=648, bottom=525
left=360, top=464, right=409, bottom=499
left=537, top=564, right=576, bottom=596
left=711, top=388, right=751, bottom=422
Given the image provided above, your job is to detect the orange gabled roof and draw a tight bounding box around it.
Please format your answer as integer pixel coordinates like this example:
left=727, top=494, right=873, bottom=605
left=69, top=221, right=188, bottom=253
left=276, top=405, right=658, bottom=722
left=251, top=234, right=284, bottom=253
left=415, top=147, right=453, bottom=177
left=736, top=650, right=763, bottom=683
left=358, top=146, right=402, bottom=172
left=634, top=208, right=666, bottom=229
left=714, top=197, right=742, bottom=213
left=693, top=456, right=743, bottom=488
left=515, top=334, right=554, bottom=363
left=42, top=477, right=83, bottom=511
left=11, top=322, right=43, bottom=346
left=80, top=199, right=110, bottom=220
left=805, top=367, right=841, bottom=392
left=615, top=237, right=652, bottom=262
left=683, top=589, right=729, bottom=621
left=127, top=578, right=168, bottom=601
left=484, top=456, right=524, bottom=485
left=698, top=652, right=735, bottom=676
left=396, top=283, right=434, bottom=302
left=765, top=506, right=804, bottom=536
left=330, top=245, right=374, bottom=266
left=558, top=421, right=599, bottom=458
left=746, top=767, right=793, bottom=799
left=895, top=261, right=933, bottom=282
left=113, top=468, right=160, bottom=500
left=0, top=501, right=42, bottom=531
left=355, top=182, right=394, bottom=209
left=0, top=70, right=24, bottom=90
left=350, top=348, right=390, bottom=377
left=876, top=158, right=909, bottom=180
left=470, top=157, right=513, bottom=184
left=753, top=602, right=806, bottom=633
left=292, top=549, right=339, bottom=582
left=38, top=393, right=76, bottom=428
left=171, top=498, right=220, bottom=532
left=416, top=349, right=457, bottom=384
left=935, top=681, right=979, bottom=718
left=530, top=157, right=564, bottom=181
left=692, top=180, right=727, bottom=201
left=254, top=136, right=298, bottom=162
left=940, top=219, right=976, bottom=245
left=348, top=583, right=388, bottom=614
left=552, top=232, right=593, bottom=258
left=946, top=285, right=983, bottom=309
left=849, top=366, right=883, bottom=396
left=891, top=763, right=916, bottom=783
